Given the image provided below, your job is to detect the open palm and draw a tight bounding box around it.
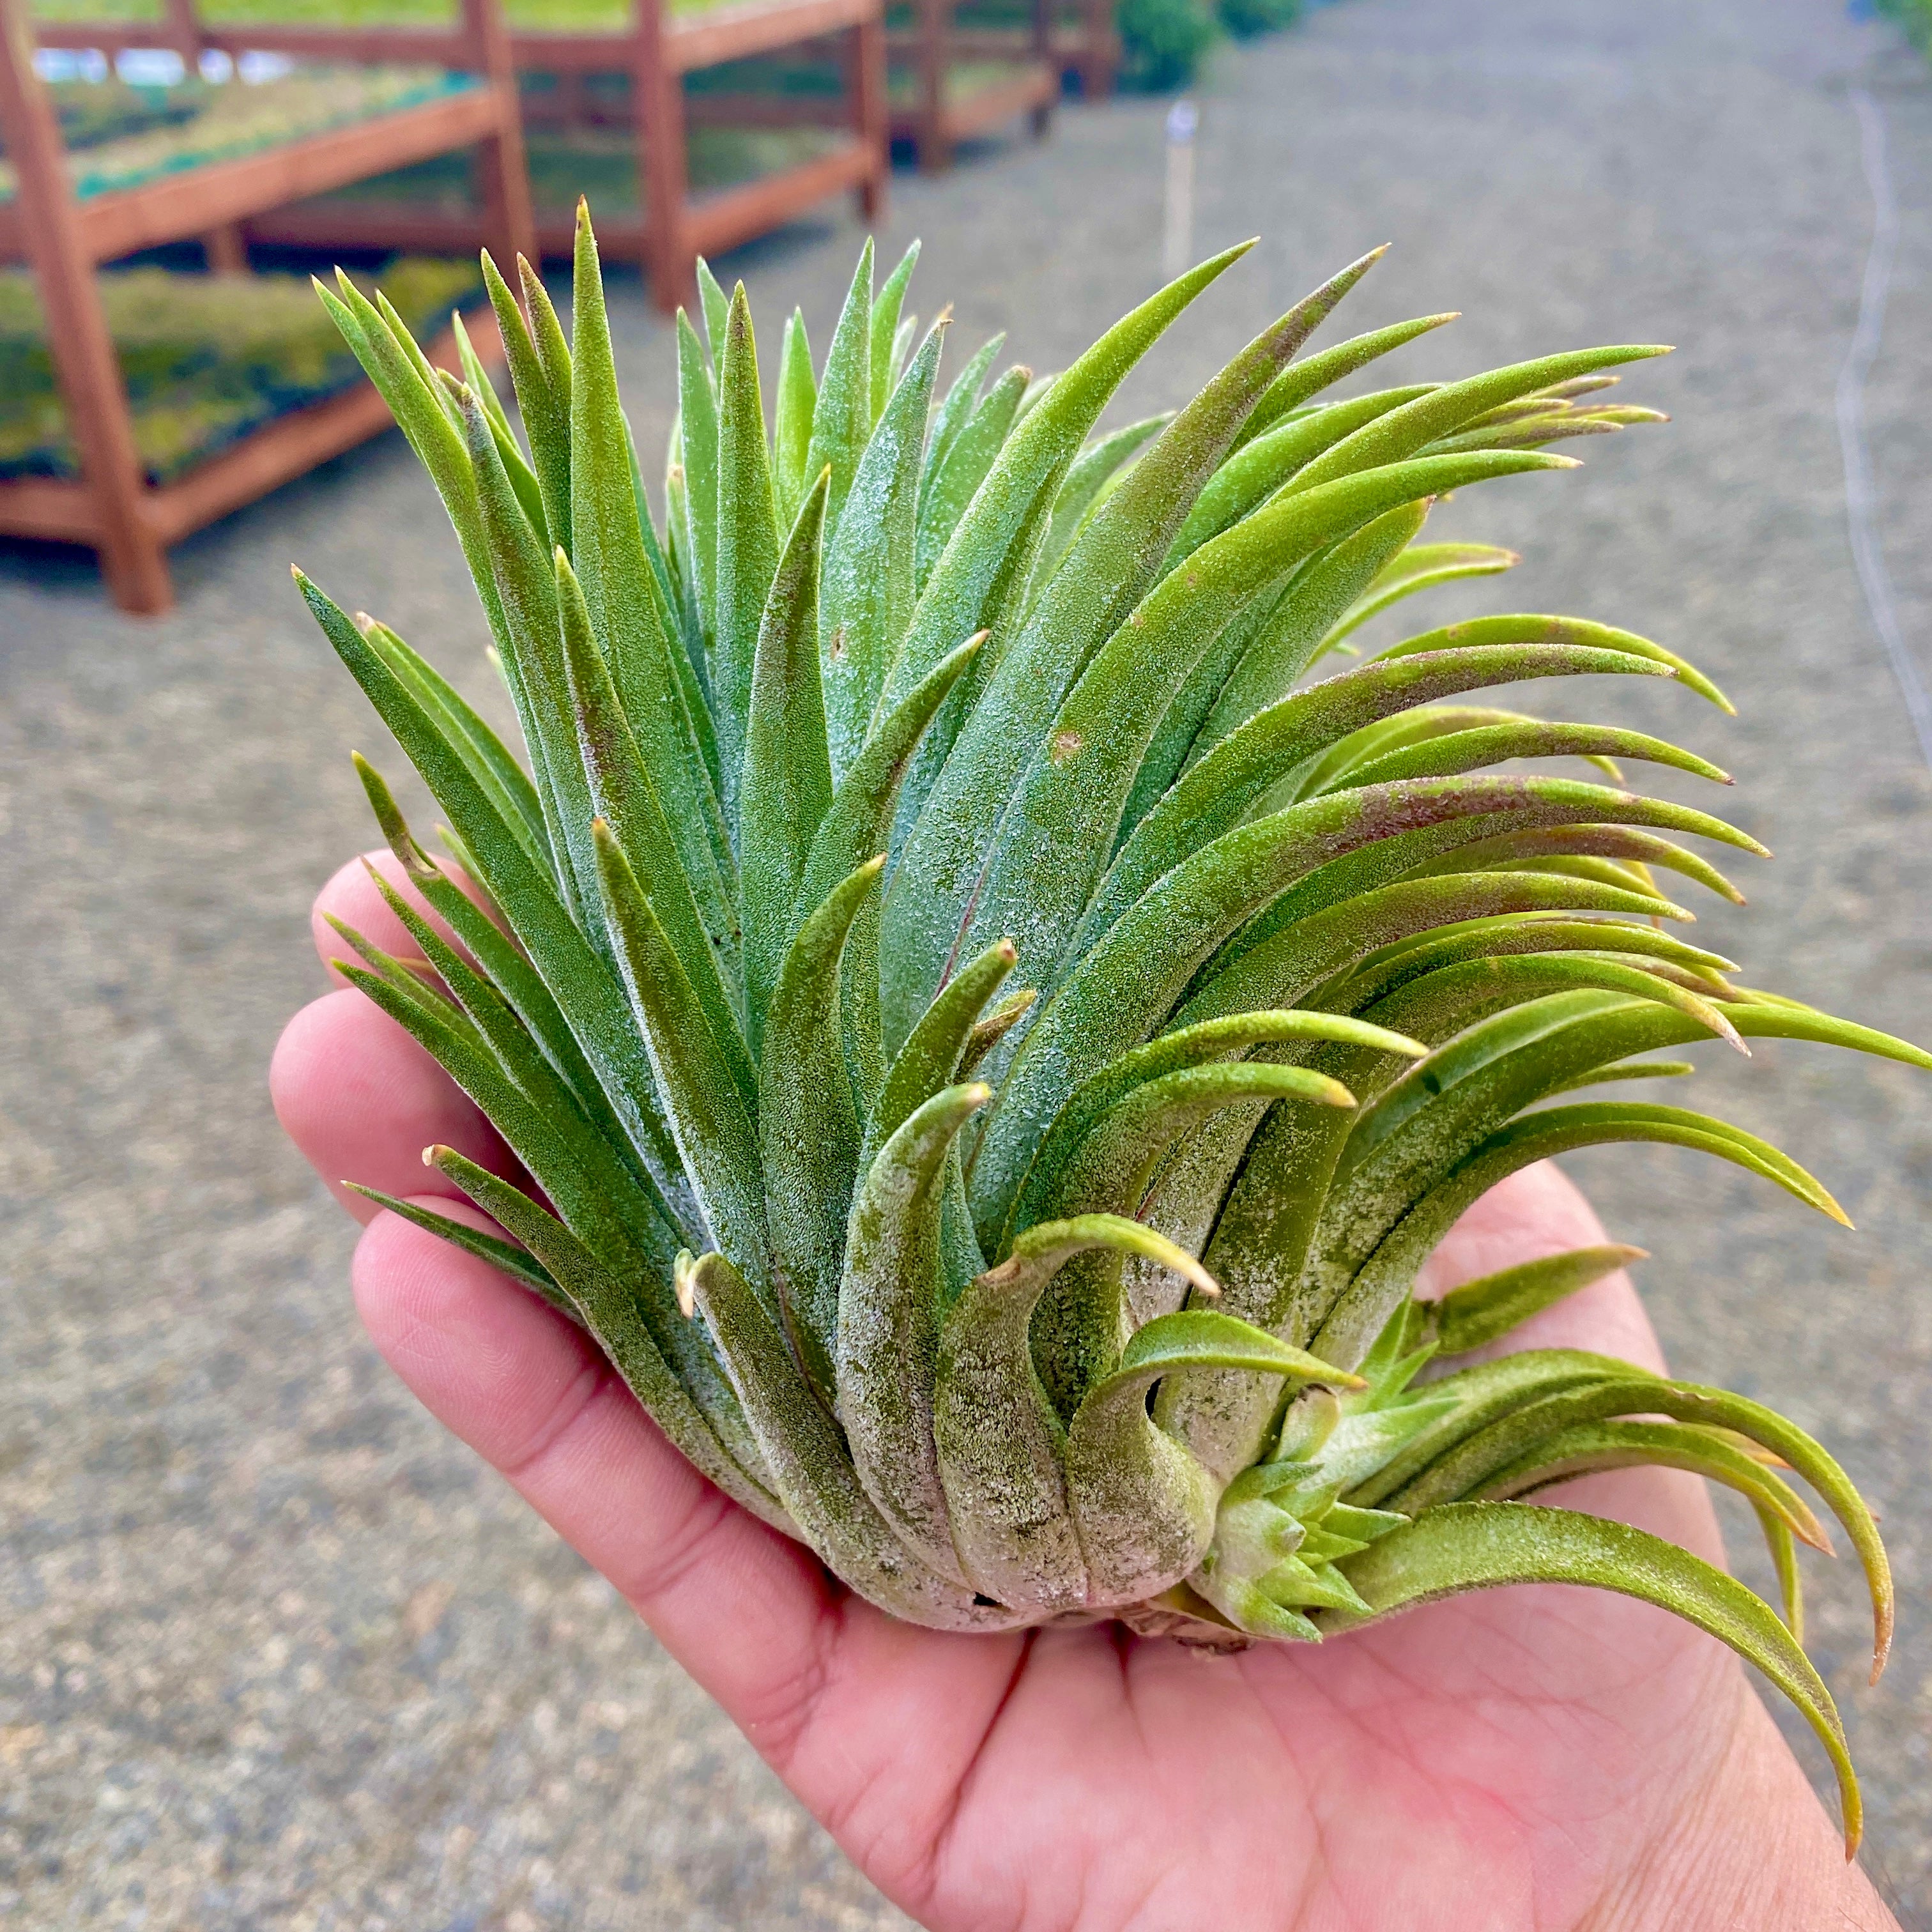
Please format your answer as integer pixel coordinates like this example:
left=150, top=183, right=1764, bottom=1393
left=273, top=852, right=1887, bottom=1931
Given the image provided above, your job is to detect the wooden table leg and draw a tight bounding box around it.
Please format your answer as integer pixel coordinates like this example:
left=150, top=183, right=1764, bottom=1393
left=203, top=222, right=248, bottom=272
left=915, top=0, right=951, bottom=172
left=851, top=12, right=887, bottom=221
left=0, top=0, right=171, bottom=612
left=636, top=1, right=693, bottom=314
left=461, top=0, right=537, bottom=270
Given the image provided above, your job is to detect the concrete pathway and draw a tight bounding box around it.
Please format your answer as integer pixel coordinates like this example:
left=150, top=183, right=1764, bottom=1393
left=3, top=0, right=1929, bottom=1922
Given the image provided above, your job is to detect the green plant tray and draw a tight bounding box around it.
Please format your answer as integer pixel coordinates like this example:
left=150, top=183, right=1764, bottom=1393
left=311, top=121, right=847, bottom=215
left=0, top=254, right=481, bottom=485
left=883, top=56, right=1041, bottom=105
left=31, top=0, right=733, bottom=31
left=0, top=64, right=482, bottom=204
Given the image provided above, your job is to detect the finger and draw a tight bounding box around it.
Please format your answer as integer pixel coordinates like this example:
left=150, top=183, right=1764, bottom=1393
left=311, top=849, right=488, bottom=985
left=271, top=987, right=518, bottom=1220
left=352, top=1201, right=849, bottom=1724
left=1416, top=1157, right=1666, bottom=1374
left=355, top=1205, right=1035, bottom=1859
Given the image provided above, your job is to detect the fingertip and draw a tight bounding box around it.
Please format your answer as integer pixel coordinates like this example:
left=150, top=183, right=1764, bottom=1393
left=270, top=986, right=516, bottom=1220
left=352, top=1198, right=615, bottom=1475
left=311, top=850, right=421, bottom=979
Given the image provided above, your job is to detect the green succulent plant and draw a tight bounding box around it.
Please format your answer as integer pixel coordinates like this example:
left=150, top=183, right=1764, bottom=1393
left=298, top=209, right=1926, bottom=1853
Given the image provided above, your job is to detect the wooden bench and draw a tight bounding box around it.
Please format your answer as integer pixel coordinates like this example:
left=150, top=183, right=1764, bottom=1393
left=885, top=0, right=1057, bottom=172
left=215, top=0, right=889, bottom=313
left=1, top=0, right=534, bottom=611
left=919, top=0, right=1116, bottom=105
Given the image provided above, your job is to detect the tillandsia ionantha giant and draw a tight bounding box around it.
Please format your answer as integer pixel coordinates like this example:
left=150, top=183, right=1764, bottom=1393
left=297, top=205, right=1926, bottom=1852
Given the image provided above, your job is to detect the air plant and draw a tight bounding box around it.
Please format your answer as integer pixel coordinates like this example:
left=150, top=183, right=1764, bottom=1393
left=296, top=210, right=1924, bottom=1852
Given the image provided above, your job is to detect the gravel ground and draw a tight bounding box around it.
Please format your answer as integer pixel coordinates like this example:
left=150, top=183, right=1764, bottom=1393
left=3, top=0, right=1929, bottom=1923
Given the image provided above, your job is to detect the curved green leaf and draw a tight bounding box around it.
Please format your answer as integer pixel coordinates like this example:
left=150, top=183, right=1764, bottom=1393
left=871, top=939, right=1017, bottom=1164
left=1043, top=1062, right=1357, bottom=1227
left=1002, top=1008, right=1424, bottom=1251
left=838, top=1083, right=992, bottom=1584
left=1068, top=1307, right=1359, bottom=1606
left=913, top=362, right=1031, bottom=595
left=344, top=1182, right=564, bottom=1306
left=427, top=1148, right=785, bottom=1530
left=1179, top=873, right=1691, bottom=1032
left=1164, top=501, right=1430, bottom=788
left=1165, top=384, right=1433, bottom=570
left=804, top=236, right=874, bottom=532
left=1320, top=1501, right=1860, bottom=1851
left=740, top=470, right=833, bottom=1052
left=822, top=320, right=944, bottom=776
left=555, top=549, right=751, bottom=1100
left=773, top=306, right=816, bottom=529
left=682, top=1249, right=1025, bottom=1630
left=1335, top=719, right=1730, bottom=792
left=1024, top=413, right=1174, bottom=606
left=1404, top=820, right=1745, bottom=902
left=592, top=820, right=769, bottom=1294
left=1319, top=539, right=1521, bottom=654
left=1234, top=310, right=1459, bottom=448
left=759, top=859, right=884, bottom=1397
left=1473, top=1419, right=1828, bottom=1553
left=1380, top=1377, right=1891, bottom=1677
left=1287, top=346, right=1671, bottom=497
left=1428, top=1242, right=1648, bottom=1355
left=1094, top=642, right=1679, bottom=954
left=482, top=251, right=569, bottom=554
left=793, top=631, right=985, bottom=929
left=674, top=309, right=720, bottom=661
left=571, top=210, right=733, bottom=911
left=1374, top=612, right=1731, bottom=712
left=921, top=331, right=1004, bottom=501
left=360, top=615, right=546, bottom=868
left=870, top=238, right=920, bottom=424
left=694, top=256, right=730, bottom=365
left=712, top=282, right=782, bottom=838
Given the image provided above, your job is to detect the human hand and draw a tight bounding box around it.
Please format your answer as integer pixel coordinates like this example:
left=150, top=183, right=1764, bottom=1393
left=272, top=852, right=1895, bottom=1932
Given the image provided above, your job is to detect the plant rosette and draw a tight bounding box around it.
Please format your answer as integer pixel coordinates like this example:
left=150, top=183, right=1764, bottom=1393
left=296, top=211, right=1924, bottom=1854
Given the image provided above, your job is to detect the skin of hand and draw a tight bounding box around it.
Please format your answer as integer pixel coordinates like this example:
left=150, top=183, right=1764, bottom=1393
left=272, top=852, right=1897, bottom=1932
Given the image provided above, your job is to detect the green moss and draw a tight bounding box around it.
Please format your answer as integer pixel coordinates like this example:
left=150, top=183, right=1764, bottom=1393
left=24, top=75, right=208, bottom=151
left=31, top=0, right=728, bottom=29
left=0, top=65, right=479, bottom=204
left=883, top=56, right=1045, bottom=107
left=319, top=123, right=845, bottom=214
left=0, top=254, right=480, bottom=484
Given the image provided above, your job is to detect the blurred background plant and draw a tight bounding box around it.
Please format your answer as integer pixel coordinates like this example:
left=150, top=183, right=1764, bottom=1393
left=1217, top=0, right=1300, bottom=39
left=1871, top=0, right=1930, bottom=50
left=1117, top=0, right=1310, bottom=94
left=1117, top=0, right=1218, bottom=90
